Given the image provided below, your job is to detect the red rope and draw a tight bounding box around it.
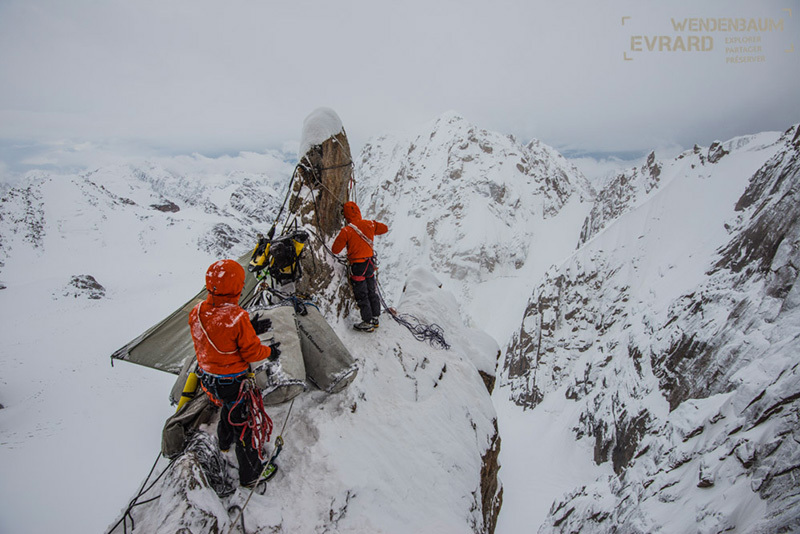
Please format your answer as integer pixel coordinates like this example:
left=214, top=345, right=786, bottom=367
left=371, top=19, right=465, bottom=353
left=229, top=379, right=274, bottom=461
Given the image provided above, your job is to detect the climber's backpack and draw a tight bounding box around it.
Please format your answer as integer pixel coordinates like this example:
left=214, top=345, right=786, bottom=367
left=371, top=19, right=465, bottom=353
left=249, top=229, right=309, bottom=284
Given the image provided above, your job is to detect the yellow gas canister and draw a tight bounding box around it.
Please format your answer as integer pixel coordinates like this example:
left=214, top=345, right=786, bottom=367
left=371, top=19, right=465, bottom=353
left=176, top=372, right=199, bottom=411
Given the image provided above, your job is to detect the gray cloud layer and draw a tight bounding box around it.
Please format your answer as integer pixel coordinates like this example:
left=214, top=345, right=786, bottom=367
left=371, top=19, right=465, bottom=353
left=1, top=0, right=798, bottom=175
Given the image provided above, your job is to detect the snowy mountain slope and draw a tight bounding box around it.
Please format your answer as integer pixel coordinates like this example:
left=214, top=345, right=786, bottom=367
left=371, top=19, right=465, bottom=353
left=0, top=149, right=501, bottom=533
left=108, top=268, right=501, bottom=534
left=355, top=112, right=594, bottom=339
left=577, top=150, right=663, bottom=246
left=500, top=125, right=799, bottom=532
left=0, top=159, right=290, bottom=284
left=0, top=156, right=294, bottom=534
left=4, top=110, right=798, bottom=534
left=578, top=133, right=782, bottom=247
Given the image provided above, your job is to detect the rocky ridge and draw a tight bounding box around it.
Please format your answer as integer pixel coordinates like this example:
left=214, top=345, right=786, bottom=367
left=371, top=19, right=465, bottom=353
left=502, top=126, right=799, bottom=533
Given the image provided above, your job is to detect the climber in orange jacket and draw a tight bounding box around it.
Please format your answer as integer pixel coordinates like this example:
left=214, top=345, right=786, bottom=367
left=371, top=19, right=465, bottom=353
left=332, top=201, right=389, bottom=332
left=188, top=259, right=279, bottom=487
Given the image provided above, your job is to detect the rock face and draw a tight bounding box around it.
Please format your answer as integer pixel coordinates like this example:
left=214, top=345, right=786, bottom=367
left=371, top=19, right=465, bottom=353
left=290, top=108, right=355, bottom=315
left=501, top=126, right=800, bottom=533
left=357, top=111, right=594, bottom=303
left=480, top=420, right=503, bottom=534
left=578, top=151, right=662, bottom=246
left=294, top=109, right=352, bottom=238
left=0, top=173, right=47, bottom=269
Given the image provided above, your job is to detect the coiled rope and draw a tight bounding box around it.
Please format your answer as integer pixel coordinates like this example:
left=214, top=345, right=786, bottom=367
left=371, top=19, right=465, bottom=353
left=229, top=377, right=273, bottom=462
left=375, top=276, right=450, bottom=350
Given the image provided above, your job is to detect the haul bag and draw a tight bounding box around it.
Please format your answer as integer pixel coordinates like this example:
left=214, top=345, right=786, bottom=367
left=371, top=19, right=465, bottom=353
left=250, top=305, right=307, bottom=405
left=161, top=390, right=217, bottom=459
left=296, top=305, right=358, bottom=393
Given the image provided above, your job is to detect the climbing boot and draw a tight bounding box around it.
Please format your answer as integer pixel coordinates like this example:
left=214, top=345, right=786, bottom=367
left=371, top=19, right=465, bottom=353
left=353, top=321, right=375, bottom=332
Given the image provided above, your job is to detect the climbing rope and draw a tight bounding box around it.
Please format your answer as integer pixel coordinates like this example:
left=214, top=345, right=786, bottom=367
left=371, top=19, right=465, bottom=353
left=106, top=453, right=178, bottom=534
left=229, top=378, right=273, bottom=462
left=262, top=149, right=449, bottom=350
left=375, top=275, right=450, bottom=350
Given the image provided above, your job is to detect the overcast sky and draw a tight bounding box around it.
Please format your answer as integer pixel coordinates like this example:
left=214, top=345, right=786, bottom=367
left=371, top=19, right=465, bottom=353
left=0, top=0, right=798, bottom=180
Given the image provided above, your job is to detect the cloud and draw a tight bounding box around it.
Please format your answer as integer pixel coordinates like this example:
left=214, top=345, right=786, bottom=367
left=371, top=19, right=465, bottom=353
left=0, top=0, right=798, bottom=175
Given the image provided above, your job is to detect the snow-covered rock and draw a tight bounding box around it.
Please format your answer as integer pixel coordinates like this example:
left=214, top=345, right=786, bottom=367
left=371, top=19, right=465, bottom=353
left=299, top=107, right=345, bottom=160
left=0, top=161, right=289, bottom=284
left=578, top=150, right=663, bottom=246
left=356, top=111, right=594, bottom=325
left=500, top=125, right=799, bottom=532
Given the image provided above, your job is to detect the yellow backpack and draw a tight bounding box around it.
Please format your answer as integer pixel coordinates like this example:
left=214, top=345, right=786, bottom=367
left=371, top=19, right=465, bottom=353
left=249, top=229, right=309, bottom=284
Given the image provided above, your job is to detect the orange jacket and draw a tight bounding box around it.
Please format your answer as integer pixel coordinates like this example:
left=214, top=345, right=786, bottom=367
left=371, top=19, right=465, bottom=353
left=331, top=201, right=388, bottom=263
left=189, top=259, right=271, bottom=376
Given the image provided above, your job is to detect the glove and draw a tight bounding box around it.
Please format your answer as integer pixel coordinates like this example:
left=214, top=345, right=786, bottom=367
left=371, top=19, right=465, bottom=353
left=268, top=342, right=281, bottom=361
left=250, top=315, right=272, bottom=335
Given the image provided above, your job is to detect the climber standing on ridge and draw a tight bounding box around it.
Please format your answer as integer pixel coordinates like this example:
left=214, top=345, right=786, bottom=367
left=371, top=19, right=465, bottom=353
left=188, top=259, right=280, bottom=487
left=332, top=201, right=389, bottom=332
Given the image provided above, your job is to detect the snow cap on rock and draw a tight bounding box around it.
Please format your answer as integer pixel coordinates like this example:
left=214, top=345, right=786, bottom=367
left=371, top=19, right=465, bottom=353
left=299, top=107, right=344, bottom=159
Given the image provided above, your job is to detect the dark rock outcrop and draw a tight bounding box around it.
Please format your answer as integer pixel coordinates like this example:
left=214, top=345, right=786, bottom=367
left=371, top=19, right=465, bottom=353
left=150, top=199, right=180, bottom=213
left=291, top=113, right=355, bottom=317
left=61, top=274, right=106, bottom=300
left=578, top=151, right=662, bottom=246
left=480, top=419, right=503, bottom=534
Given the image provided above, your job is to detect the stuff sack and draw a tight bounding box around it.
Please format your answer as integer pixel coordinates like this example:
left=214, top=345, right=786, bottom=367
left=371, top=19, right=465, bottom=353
left=296, top=305, right=358, bottom=393
left=249, top=305, right=307, bottom=405
left=161, top=390, right=217, bottom=459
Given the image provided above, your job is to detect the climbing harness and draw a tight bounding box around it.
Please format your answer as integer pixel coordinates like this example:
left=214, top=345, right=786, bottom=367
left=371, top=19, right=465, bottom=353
left=197, top=370, right=273, bottom=460
left=349, top=257, right=376, bottom=282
